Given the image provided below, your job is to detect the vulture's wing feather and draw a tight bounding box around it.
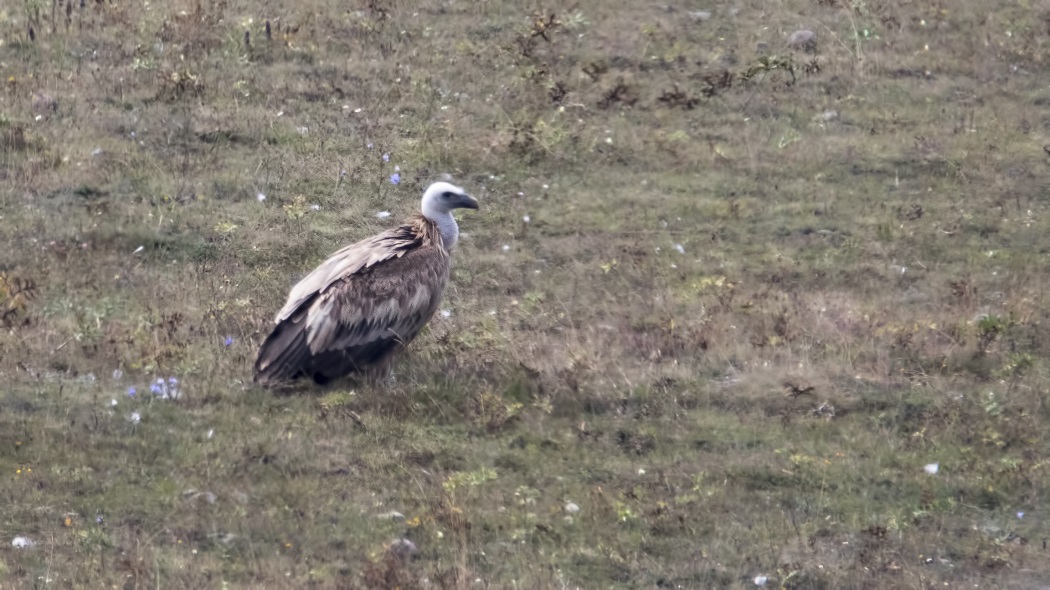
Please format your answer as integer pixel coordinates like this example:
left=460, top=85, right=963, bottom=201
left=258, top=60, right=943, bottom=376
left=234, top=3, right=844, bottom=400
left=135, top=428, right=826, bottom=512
left=274, top=221, right=426, bottom=323
left=254, top=216, right=449, bottom=384
left=300, top=248, right=448, bottom=378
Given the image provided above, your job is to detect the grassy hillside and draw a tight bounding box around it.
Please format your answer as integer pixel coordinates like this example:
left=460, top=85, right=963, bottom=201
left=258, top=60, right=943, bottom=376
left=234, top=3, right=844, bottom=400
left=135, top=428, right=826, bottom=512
left=1, top=0, right=1049, bottom=587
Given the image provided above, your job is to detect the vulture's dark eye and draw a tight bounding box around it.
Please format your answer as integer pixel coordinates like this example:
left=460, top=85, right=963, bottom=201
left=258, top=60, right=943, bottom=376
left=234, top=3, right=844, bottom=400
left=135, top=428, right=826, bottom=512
left=441, top=191, right=454, bottom=199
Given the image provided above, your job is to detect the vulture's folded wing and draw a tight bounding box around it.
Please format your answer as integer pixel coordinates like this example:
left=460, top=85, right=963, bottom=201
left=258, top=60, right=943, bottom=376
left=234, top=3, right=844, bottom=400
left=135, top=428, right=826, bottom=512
left=254, top=216, right=450, bottom=384
left=304, top=244, right=450, bottom=358
left=275, top=221, right=426, bottom=324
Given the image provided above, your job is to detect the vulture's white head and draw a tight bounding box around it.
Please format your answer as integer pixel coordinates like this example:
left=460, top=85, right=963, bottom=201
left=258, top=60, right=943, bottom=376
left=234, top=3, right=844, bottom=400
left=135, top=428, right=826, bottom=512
left=420, top=181, right=478, bottom=249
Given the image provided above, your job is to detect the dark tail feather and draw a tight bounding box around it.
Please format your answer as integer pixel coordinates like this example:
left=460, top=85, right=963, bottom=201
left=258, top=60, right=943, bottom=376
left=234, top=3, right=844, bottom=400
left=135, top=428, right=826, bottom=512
left=254, top=317, right=311, bottom=385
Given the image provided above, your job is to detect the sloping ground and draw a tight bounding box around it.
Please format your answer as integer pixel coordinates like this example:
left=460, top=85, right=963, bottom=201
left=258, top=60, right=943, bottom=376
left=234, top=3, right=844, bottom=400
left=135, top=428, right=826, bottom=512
left=0, top=0, right=1048, bottom=587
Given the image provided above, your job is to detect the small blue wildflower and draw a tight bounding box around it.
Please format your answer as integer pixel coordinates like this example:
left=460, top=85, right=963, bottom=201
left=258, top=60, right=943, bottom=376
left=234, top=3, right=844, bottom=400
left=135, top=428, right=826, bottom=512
left=390, top=173, right=400, bottom=185
left=1017, top=511, right=1025, bottom=519
left=224, top=336, right=234, bottom=347
left=148, top=377, right=182, bottom=400
left=95, top=515, right=104, bottom=525
left=382, top=153, right=390, bottom=162
left=127, top=386, right=136, bottom=397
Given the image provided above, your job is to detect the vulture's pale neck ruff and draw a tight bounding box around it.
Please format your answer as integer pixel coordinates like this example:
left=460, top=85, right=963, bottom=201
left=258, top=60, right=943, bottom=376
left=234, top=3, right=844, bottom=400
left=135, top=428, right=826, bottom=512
left=419, top=181, right=479, bottom=249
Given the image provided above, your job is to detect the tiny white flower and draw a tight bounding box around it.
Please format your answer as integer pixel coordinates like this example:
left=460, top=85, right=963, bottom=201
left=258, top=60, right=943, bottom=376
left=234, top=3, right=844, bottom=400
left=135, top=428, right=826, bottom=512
left=394, top=165, right=400, bottom=171
left=207, top=429, right=215, bottom=439
left=637, top=468, right=646, bottom=475
left=376, top=211, right=391, bottom=219
left=674, top=244, right=685, bottom=254
left=296, top=126, right=308, bottom=135
left=34, top=114, right=42, bottom=121
left=1017, top=511, right=1025, bottom=519
left=309, top=204, right=321, bottom=211
left=129, top=412, right=141, bottom=424
left=924, top=463, right=939, bottom=475
left=605, top=137, right=613, bottom=144
left=502, top=244, right=510, bottom=252
left=277, top=110, right=284, bottom=117
left=256, top=192, right=266, bottom=202
left=440, top=309, right=451, bottom=318
left=354, top=107, right=362, bottom=113
left=754, top=575, right=768, bottom=586
left=110, top=399, right=118, bottom=407
left=522, top=215, right=530, bottom=223
left=542, top=184, right=549, bottom=190
left=112, top=369, right=123, bottom=380
left=516, top=191, right=524, bottom=197
left=564, top=502, right=580, bottom=514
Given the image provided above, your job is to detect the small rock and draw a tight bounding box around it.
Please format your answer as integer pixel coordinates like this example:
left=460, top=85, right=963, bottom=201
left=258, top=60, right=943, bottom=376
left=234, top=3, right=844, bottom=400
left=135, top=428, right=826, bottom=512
left=12, top=536, right=34, bottom=549
left=31, top=93, right=58, bottom=114
left=813, top=402, right=835, bottom=419
left=687, top=10, right=712, bottom=22
left=387, top=538, right=418, bottom=560
left=216, top=532, right=238, bottom=545
left=184, top=489, right=217, bottom=504
left=565, top=502, right=581, bottom=514
left=787, top=30, right=817, bottom=52
left=378, top=511, right=406, bottom=521
left=814, top=110, right=838, bottom=122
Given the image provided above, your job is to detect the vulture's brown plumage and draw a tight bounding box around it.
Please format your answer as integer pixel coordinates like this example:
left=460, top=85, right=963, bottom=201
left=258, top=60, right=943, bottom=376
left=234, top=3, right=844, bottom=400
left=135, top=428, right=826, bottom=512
left=254, top=181, right=479, bottom=385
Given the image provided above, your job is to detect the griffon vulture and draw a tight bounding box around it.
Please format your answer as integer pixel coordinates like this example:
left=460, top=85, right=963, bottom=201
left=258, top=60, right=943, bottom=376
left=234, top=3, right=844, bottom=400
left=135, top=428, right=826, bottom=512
left=254, top=181, right=479, bottom=385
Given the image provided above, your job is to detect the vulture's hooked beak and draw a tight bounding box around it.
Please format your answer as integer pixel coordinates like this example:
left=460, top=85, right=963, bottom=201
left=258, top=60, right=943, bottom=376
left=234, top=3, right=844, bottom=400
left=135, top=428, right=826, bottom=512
left=456, top=193, right=480, bottom=210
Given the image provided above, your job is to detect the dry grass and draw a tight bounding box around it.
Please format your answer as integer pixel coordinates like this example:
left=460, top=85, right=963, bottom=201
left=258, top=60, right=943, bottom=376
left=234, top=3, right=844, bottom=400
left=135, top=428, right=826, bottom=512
left=1, top=0, right=1050, bottom=587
